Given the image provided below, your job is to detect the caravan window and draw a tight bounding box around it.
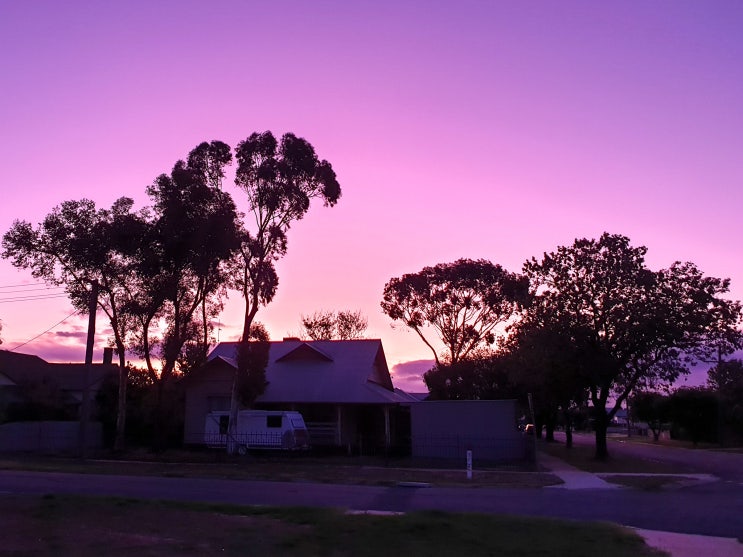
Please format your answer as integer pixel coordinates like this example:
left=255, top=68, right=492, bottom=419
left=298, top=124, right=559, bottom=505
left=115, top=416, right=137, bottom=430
left=266, top=415, right=282, bottom=428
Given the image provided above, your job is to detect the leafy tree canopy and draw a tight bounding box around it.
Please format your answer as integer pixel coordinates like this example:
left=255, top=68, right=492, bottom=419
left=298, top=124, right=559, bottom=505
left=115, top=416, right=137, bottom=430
left=708, top=358, right=743, bottom=399
left=523, top=232, right=742, bottom=458
left=381, top=258, right=528, bottom=365
left=2, top=197, right=150, bottom=450
left=226, top=131, right=341, bottom=453
left=235, top=322, right=271, bottom=407
left=232, top=131, right=341, bottom=342
left=630, top=391, right=671, bottom=441
left=423, top=350, right=514, bottom=401
left=301, top=309, right=368, bottom=340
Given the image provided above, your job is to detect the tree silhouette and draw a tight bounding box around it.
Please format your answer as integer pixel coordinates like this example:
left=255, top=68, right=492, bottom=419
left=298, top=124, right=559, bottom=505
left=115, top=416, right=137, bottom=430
left=524, top=233, right=742, bottom=459
left=3, top=141, right=242, bottom=450
left=301, top=309, right=368, bottom=340
left=423, top=350, right=514, bottom=401
left=503, top=317, right=591, bottom=446
left=708, top=358, right=743, bottom=396
left=3, top=197, right=148, bottom=450
left=381, top=258, right=528, bottom=365
left=228, top=131, right=341, bottom=451
left=630, top=391, right=670, bottom=441
left=133, top=142, right=241, bottom=385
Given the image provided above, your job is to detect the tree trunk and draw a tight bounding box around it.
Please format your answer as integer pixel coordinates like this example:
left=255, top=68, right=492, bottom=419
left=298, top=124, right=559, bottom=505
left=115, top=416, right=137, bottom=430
left=564, top=409, right=573, bottom=449
left=152, top=379, right=168, bottom=452
left=227, top=376, right=240, bottom=456
left=593, top=408, right=609, bottom=460
left=545, top=421, right=555, bottom=442
left=113, top=349, right=127, bottom=452
left=228, top=303, right=258, bottom=455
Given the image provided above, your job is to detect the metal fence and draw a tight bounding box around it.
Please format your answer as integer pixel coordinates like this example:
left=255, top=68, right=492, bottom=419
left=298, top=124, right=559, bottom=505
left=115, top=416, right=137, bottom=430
left=304, top=421, right=337, bottom=445
left=0, top=421, right=103, bottom=453
left=204, top=431, right=285, bottom=449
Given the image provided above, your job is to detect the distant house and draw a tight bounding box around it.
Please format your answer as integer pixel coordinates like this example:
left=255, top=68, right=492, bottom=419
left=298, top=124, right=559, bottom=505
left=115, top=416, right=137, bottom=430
left=0, top=348, right=117, bottom=421
left=183, top=339, right=416, bottom=452
left=0, top=348, right=117, bottom=451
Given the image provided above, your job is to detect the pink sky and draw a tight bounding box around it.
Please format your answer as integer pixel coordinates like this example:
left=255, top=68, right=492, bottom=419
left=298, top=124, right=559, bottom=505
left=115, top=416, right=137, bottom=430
left=1, top=1, right=742, bottom=392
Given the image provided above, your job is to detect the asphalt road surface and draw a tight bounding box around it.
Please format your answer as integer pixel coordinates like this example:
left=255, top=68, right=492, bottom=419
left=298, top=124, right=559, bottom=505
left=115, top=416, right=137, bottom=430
left=1, top=468, right=742, bottom=539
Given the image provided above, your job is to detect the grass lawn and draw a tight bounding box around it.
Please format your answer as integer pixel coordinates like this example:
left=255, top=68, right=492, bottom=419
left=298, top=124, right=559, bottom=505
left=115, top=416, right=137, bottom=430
left=0, top=452, right=561, bottom=488
left=0, top=494, right=666, bottom=557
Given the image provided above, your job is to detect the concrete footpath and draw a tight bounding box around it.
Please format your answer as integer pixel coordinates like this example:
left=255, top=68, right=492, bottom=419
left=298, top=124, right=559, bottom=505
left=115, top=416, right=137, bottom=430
left=538, top=451, right=743, bottom=556
left=539, top=452, right=620, bottom=489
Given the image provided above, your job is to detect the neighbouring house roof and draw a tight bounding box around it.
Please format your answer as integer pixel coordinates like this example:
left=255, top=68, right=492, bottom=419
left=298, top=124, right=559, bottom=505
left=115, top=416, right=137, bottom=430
left=204, top=339, right=415, bottom=405
left=395, top=389, right=429, bottom=402
left=0, top=349, right=117, bottom=395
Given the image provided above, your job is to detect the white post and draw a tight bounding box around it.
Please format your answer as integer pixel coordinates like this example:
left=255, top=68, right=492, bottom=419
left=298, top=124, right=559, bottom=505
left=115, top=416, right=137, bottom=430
left=466, top=449, right=473, bottom=480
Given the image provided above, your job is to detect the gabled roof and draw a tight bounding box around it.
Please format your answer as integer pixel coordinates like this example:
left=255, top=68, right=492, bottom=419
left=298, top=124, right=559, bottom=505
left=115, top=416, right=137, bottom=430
left=276, top=342, right=333, bottom=363
left=205, top=339, right=413, bottom=405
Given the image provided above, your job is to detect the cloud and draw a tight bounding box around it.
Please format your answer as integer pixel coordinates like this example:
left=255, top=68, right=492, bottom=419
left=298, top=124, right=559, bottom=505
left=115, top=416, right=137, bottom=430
left=391, top=359, right=434, bottom=378
left=53, top=330, right=87, bottom=340
left=390, top=359, right=434, bottom=393
left=5, top=333, right=114, bottom=364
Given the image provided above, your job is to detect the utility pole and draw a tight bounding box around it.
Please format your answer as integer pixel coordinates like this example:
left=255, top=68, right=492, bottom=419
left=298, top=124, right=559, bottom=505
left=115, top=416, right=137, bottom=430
left=79, top=281, right=98, bottom=459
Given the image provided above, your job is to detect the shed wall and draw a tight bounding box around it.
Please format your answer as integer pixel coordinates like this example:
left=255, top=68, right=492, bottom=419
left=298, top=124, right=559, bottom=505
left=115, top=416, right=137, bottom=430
left=410, top=400, right=526, bottom=462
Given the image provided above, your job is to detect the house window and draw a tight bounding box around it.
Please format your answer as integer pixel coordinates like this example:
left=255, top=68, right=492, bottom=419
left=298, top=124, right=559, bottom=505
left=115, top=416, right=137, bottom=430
left=208, top=397, right=230, bottom=411
left=219, top=415, right=229, bottom=435
left=266, top=415, right=282, bottom=428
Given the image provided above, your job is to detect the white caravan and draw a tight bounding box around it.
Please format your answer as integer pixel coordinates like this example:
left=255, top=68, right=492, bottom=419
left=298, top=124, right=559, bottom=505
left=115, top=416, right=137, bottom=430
left=205, top=410, right=310, bottom=454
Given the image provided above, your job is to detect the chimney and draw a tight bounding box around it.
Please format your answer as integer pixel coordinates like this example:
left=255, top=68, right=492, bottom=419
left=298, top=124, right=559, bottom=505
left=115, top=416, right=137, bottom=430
left=103, top=347, right=114, bottom=365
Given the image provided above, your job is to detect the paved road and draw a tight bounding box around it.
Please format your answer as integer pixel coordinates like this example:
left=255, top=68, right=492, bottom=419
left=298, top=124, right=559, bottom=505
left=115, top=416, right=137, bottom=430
left=566, top=432, right=743, bottom=482
left=1, top=469, right=742, bottom=539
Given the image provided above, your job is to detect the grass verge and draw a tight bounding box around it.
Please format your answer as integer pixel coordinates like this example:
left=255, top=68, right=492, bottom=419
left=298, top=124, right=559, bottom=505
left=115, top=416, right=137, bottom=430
left=0, top=493, right=666, bottom=557
left=541, top=441, right=698, bottom=474
left=0, top=453, right=560, bottom=488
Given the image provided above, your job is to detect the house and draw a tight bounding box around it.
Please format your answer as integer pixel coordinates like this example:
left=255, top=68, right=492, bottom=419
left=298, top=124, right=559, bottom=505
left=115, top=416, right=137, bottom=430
left=0, top=348, right=117, bottom=451
left=183, top=338, right=416, bottom=452
left=0, top=347, right=117, bottom=421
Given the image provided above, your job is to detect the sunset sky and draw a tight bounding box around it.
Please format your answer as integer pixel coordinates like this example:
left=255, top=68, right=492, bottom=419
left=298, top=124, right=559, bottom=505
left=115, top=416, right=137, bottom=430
left=1, top=1, right=742, bottom=391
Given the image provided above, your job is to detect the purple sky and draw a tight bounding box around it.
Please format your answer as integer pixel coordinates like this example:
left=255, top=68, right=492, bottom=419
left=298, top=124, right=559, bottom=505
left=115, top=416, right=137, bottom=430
left=1, top=1, right=742, bottom=391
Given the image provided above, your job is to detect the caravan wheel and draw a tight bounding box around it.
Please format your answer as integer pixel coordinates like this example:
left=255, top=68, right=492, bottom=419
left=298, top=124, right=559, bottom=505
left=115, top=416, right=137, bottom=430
left=237, top=444, right=248, bottom=456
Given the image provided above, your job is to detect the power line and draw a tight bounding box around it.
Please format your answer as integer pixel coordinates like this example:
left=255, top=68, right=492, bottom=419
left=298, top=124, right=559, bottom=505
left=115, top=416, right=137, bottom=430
left=0, top=281, right=49, bottom=289
left=0, top=285, right=65, bottom=294
left=9, top=309, right=82, bottom=352
left=0, top=293, right=70, bottom=304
